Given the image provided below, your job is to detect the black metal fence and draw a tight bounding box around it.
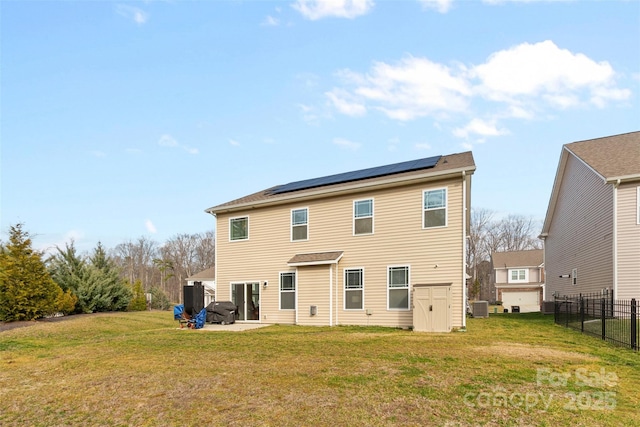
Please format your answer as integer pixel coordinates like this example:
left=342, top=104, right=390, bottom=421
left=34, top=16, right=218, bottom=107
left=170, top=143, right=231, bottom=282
left=554, top=290, right=638, bottom=351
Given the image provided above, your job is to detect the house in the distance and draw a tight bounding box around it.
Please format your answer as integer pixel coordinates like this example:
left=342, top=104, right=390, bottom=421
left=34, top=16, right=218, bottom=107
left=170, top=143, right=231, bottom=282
left=491, top=249, right=544, bottom=313
left=540, top=131, right=640, bottom=300
left=185, top=267, right=216, bottom=306
left=206, top=152, right=475, bottom=332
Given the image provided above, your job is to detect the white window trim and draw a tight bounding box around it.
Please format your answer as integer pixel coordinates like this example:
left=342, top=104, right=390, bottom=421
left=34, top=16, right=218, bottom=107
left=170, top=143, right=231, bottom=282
left=343, top=267, right=365, bottom=311
left=422, top=187, right=448, bottom=229
left=508, top=268, right=528, bottom=284
left=229, top=216, right=249, bottom=242
left=353, top=198, right=374, bottom=236
left=291, top=207, right=309, bottom=242
left=387, top=265, right=411, bottom=311
left=279, top=271, right=296, bottom=311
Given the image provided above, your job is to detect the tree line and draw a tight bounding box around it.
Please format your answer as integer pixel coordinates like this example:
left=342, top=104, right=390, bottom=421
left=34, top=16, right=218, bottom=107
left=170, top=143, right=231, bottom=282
left=466, top=209, right=542, bottom=299
left=0, top=223, right=214, bottom=321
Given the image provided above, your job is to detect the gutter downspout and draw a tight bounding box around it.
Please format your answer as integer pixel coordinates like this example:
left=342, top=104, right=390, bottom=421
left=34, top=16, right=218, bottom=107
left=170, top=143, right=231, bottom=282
left=462, top=170, right=467, bottom=329
left=329, top=264, right=333, bottom=326
left=613, top=179, right=620, bottom=298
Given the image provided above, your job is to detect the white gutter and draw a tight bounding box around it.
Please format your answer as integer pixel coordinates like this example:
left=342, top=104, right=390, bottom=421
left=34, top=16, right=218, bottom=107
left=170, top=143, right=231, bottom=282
left=207, top=167, right=476, bottom=215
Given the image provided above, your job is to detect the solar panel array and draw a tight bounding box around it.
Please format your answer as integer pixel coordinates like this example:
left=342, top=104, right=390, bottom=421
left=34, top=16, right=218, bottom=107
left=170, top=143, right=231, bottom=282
left=270, top=155, right=442, bottom=195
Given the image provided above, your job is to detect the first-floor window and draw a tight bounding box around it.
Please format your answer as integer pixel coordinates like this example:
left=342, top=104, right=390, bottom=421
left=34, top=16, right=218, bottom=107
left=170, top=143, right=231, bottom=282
left=388, top=266, right=409, bottom=310
left=572, top=268, right=578, bottom=286
left=280, top=272, right=296, bottom=310
left=344, top=268, right=363, bottom=310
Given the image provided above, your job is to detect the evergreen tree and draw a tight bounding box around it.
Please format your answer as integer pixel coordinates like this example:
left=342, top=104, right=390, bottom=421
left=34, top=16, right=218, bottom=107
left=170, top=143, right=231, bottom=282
left=128, top=280, right=147, bottom=311
left=48, top=241, right=132, bottom=313
left=87, top=242, right=132, bottom=311
left=148, top=286, right=171, bottom=310
left=0, top=224, right=63, bottom=321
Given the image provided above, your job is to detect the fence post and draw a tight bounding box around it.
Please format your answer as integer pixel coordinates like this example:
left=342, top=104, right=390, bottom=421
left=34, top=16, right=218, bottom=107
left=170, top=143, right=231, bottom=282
left=565, top=296, right=569, bottom=327
left=580, top=294, right=585, bottom=333
left=601, top=298, right=606, bottom=342
left=631, top=299, right=637, bottom=351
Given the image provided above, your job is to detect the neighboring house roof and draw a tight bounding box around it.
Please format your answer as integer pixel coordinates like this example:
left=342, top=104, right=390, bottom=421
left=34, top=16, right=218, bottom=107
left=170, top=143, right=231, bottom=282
left=206, top=151, right=475, bottom=214
left=492, top=249, right=544, bottom=269
left=541, top=131, right=640, bottom=236
left=186, top=267, right=215, bottom=281
left=565, top=131, right=640, bottom=182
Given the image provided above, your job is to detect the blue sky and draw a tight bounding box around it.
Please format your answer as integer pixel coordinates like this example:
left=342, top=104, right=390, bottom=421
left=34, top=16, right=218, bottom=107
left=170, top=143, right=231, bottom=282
left=2, top=0, right=638, bottom=253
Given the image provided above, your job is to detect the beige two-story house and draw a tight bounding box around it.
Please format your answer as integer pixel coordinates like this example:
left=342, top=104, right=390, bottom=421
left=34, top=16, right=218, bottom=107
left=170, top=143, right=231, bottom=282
left=492, top=249, right=544, bottom=313
left=540, top=131, right=640, bottom=300
left=206, top=152, right=475, bottom=332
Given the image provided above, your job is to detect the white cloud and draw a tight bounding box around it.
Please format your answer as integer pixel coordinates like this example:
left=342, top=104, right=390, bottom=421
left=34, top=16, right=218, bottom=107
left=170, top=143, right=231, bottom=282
left=145, top=219, right=157, bottom=234
left=115, top=5, right=148, bottom=25
left=326, top=89, right=367, bottom=116
left=158, top=134, right=199, bottom=154
left=229, top=138, right=241, bottom=147
left=292, top=0, right=374, bottom=20
left=419, top=0, right=453, bottom=13
left=262, top=15, right=280, bottom=26
left=414, top=142, right=432, bottom=150
left=298, top=103, right=321, bottom=125
left=328, top=56, right=470, bottom=121
left=333, top=137, right=362, bottom=151
left=471, top=40, right=628, bottom=107
left=325, top=40, right=630, bottom=142
left=453, top=118, right=509, bottom=139
left=90, top=150, right=106, bottom=158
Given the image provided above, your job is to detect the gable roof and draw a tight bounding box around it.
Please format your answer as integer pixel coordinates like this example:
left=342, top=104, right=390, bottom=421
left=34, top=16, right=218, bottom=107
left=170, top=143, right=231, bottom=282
left=206, top=151, right=475, bottom=214
left=565, top=131, right=640, bottom=182
left=492, top=249, right=543, bottom=269
left=540, top=131, right=640, bottom=236
left=186, top=267, right=215, bottom=281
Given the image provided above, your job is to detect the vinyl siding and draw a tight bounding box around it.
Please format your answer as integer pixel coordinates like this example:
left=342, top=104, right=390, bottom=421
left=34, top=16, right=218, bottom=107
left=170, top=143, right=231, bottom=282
left=545, top=154, right=614, bottom=297
left=215, top=177, right=466, bottom=328
left=616, top=183, right=640, bottom=300
left=297, top=265, right=332, bottom=326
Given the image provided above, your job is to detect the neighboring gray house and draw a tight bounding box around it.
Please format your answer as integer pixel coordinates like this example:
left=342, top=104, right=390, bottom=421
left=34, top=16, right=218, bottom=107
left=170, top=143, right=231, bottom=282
left=540, top=131, right=640, bottom=300
left=492, top=249, right=544, bottom=313
left=186, top=267, right=216, bottom=306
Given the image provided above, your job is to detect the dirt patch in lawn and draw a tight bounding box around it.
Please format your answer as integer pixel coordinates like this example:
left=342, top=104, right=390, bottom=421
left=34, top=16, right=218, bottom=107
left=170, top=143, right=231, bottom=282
left=0, top=313, right=115, bottom=333
left=475, top=342, right=598, bottom=362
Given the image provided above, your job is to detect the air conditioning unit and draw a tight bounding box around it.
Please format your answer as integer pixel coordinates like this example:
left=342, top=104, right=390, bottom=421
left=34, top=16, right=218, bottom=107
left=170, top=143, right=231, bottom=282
left=472, top=301, right=489, bottom=318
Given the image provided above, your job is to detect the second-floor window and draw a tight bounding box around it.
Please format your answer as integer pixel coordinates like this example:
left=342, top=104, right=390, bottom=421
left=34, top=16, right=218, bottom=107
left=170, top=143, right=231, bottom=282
left=423, top=188, right=447, bottom=228
left=509, top=269, right=527, bottom=283
left=354, top=199, right=373, bottom=235
left=230, top=216, right=248, bottom=241
left=291, top=208, right=308, bottom=241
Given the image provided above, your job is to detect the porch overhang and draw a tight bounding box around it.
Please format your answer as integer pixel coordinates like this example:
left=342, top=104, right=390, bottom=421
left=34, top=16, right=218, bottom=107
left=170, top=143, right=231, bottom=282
left=287, top=251, right=344, bottom=267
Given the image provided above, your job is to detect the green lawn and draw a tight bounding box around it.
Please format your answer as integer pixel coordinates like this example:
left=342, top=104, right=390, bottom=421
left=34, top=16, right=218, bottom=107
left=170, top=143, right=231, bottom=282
left=1, top=312, right=638, bottom=426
